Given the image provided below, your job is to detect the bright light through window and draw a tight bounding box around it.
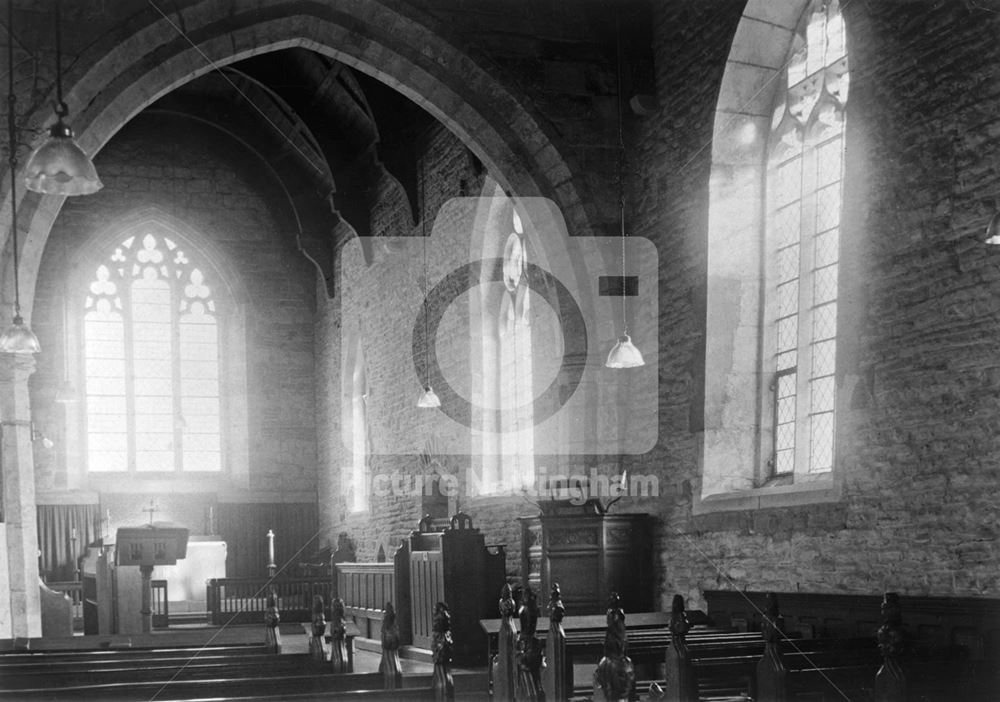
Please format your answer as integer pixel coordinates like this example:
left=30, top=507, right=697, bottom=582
left=766, top=0, right=847, bottom=477
left=83, top=232, right=222, bottom=473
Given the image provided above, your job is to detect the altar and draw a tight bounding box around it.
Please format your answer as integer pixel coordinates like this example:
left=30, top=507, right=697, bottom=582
left=152, top=536, right=227, bottom=614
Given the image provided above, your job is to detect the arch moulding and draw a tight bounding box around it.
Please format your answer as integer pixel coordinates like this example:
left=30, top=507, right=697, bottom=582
left=1, top=0, right=596, bottom=322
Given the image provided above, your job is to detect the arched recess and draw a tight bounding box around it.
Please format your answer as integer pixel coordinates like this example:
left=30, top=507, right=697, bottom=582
left=1, top=0, right=597, bottom=324
left=60, top=207, right=252, bottom=493
left=700, top=0, right=846, bottom=511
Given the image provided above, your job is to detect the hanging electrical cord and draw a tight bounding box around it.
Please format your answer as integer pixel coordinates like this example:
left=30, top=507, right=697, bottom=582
left=605, top=6, right=644, bottom=369
left=0, top=0, right=41, bottom=354
left=23, top=0, right=103, bottom=196
left=417, top=162, right=440, bottom=408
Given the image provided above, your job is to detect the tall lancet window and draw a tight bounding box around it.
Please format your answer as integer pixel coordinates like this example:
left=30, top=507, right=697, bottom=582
left=83, top=232, right=222, bottom=473
left=349, top=339, right=369, bottom=512
left=476, top=204, right=536, bottom=492
left=766, top=0, right=848, bottom=477
left=497, top=210, right=535, bottom=489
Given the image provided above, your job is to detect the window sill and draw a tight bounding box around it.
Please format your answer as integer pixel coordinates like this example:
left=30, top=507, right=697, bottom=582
left=693, top=475, right=841, bottom=515
left=84, top=472, right=238, bottom=494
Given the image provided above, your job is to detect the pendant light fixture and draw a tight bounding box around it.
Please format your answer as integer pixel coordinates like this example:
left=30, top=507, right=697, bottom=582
left=985, top=211, right=1000, bottom=245
left=0, top=1, right=41, bottom=355
left=416, top=164, right=440, bottom=408
left=605, top=9, right=644, bottom=370
left=24, top=0, right=103, bottom=196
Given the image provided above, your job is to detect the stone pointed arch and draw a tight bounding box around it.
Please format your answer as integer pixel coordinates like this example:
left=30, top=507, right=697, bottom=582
left=2, top=0, right=596, bottom=323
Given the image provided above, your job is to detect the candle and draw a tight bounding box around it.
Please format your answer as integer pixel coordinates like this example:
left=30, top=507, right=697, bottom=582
left=266, top=529, right=275, bottom=567
left=71, top=527, right=77, bottom=540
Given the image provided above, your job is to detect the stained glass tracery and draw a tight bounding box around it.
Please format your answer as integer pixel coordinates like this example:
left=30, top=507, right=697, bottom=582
left=767, top=0, right=847, bottom=477
left=84, top=232, right=222, bottom=473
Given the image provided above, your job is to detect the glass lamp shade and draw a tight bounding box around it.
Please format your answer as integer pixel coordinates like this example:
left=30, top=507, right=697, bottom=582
left=986, top=211, right=1000, bottom=245
left=24, top=119, right=103, bottom=196
left=0, top=315, right=41, bottom=354
left=605, top=334, right=644, bottom=369
left=417, top=385, right=441, bottom=408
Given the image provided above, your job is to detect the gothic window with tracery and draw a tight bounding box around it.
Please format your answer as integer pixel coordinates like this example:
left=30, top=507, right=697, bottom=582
left=766, top=0, right=848, bottom=477
left=83, top=232, right=222, bottom=473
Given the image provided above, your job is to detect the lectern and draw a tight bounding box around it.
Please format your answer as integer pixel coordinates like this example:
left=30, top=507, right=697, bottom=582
left=116, top=523, right=189, bottom=632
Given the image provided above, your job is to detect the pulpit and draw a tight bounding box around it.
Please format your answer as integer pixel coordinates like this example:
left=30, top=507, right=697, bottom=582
left=116, top=523, right=189, bottom=633
left=519, top=501, right=652, bottom=615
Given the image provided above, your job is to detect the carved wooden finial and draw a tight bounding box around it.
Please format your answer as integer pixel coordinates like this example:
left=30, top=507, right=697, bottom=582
left=875, top=592, right=906, bottom=702
left=495, top=583, right=517, bottom=702
left=543, top=582, right=567, bottom=700
left=515, top=586, right=544, bottom=701
left=550, top=582, right=565, bottom=625
left=449, top=511, right=473, bottom=530
left=330, top=596, right=349, bottom=673
left=308, top=594, right=326, bottom=662
left=670, top=594, right=689, bottom=636
left=756, top=592, right=786, bottom=702
left=380, top=601, right=403, bottom=690
left=264, top=593, right=281, bottom=654
left=500, top=583, right=516, bottom=619
left=432, top=602, right=455, bottom=702
left=762, top=592, right=781, bottom=641
left=593, top=591, right=635, bottom=701
left=605, top=592, right=627, bottom=656
left=519, top=585, right=539, bottom=638
left=664, top=594, right=695, bottom=702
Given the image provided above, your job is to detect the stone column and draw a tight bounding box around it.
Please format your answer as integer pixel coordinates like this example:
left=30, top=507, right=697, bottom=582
left=0, top=353, right=42, bottom=638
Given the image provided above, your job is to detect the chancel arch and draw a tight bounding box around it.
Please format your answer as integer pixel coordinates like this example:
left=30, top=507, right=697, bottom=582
left=3, top=0, right=599, bottom=322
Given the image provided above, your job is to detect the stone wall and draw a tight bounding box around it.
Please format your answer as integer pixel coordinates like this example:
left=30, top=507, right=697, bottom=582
left=317, top=1, right=1000, bottom=601
left=29, top=112, right=318, bottom=508
left=6, top=0, right=1000, bottom=617
left=625, top=0, right=1000, bottom=608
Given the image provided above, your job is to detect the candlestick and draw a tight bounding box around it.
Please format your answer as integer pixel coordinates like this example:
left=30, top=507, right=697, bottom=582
left=266, top=529, right=276, bottom=577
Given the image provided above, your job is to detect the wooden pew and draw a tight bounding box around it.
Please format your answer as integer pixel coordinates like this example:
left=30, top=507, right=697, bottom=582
left=480, top=586, right=759, bottom=698
left=0, top=598, right=479, bottom=702
left=0, top=642, right=271, bottom=664
left=0, top=669, right=488, bottom=701
left=753, top=592, right=974, bottom=702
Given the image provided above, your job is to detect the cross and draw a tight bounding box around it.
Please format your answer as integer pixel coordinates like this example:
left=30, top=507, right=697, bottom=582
left=143, top=500, right=158, bottom=526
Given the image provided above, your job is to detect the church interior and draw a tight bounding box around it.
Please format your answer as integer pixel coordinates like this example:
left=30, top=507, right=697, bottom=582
left=1, top=0, right=999, bottom=699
